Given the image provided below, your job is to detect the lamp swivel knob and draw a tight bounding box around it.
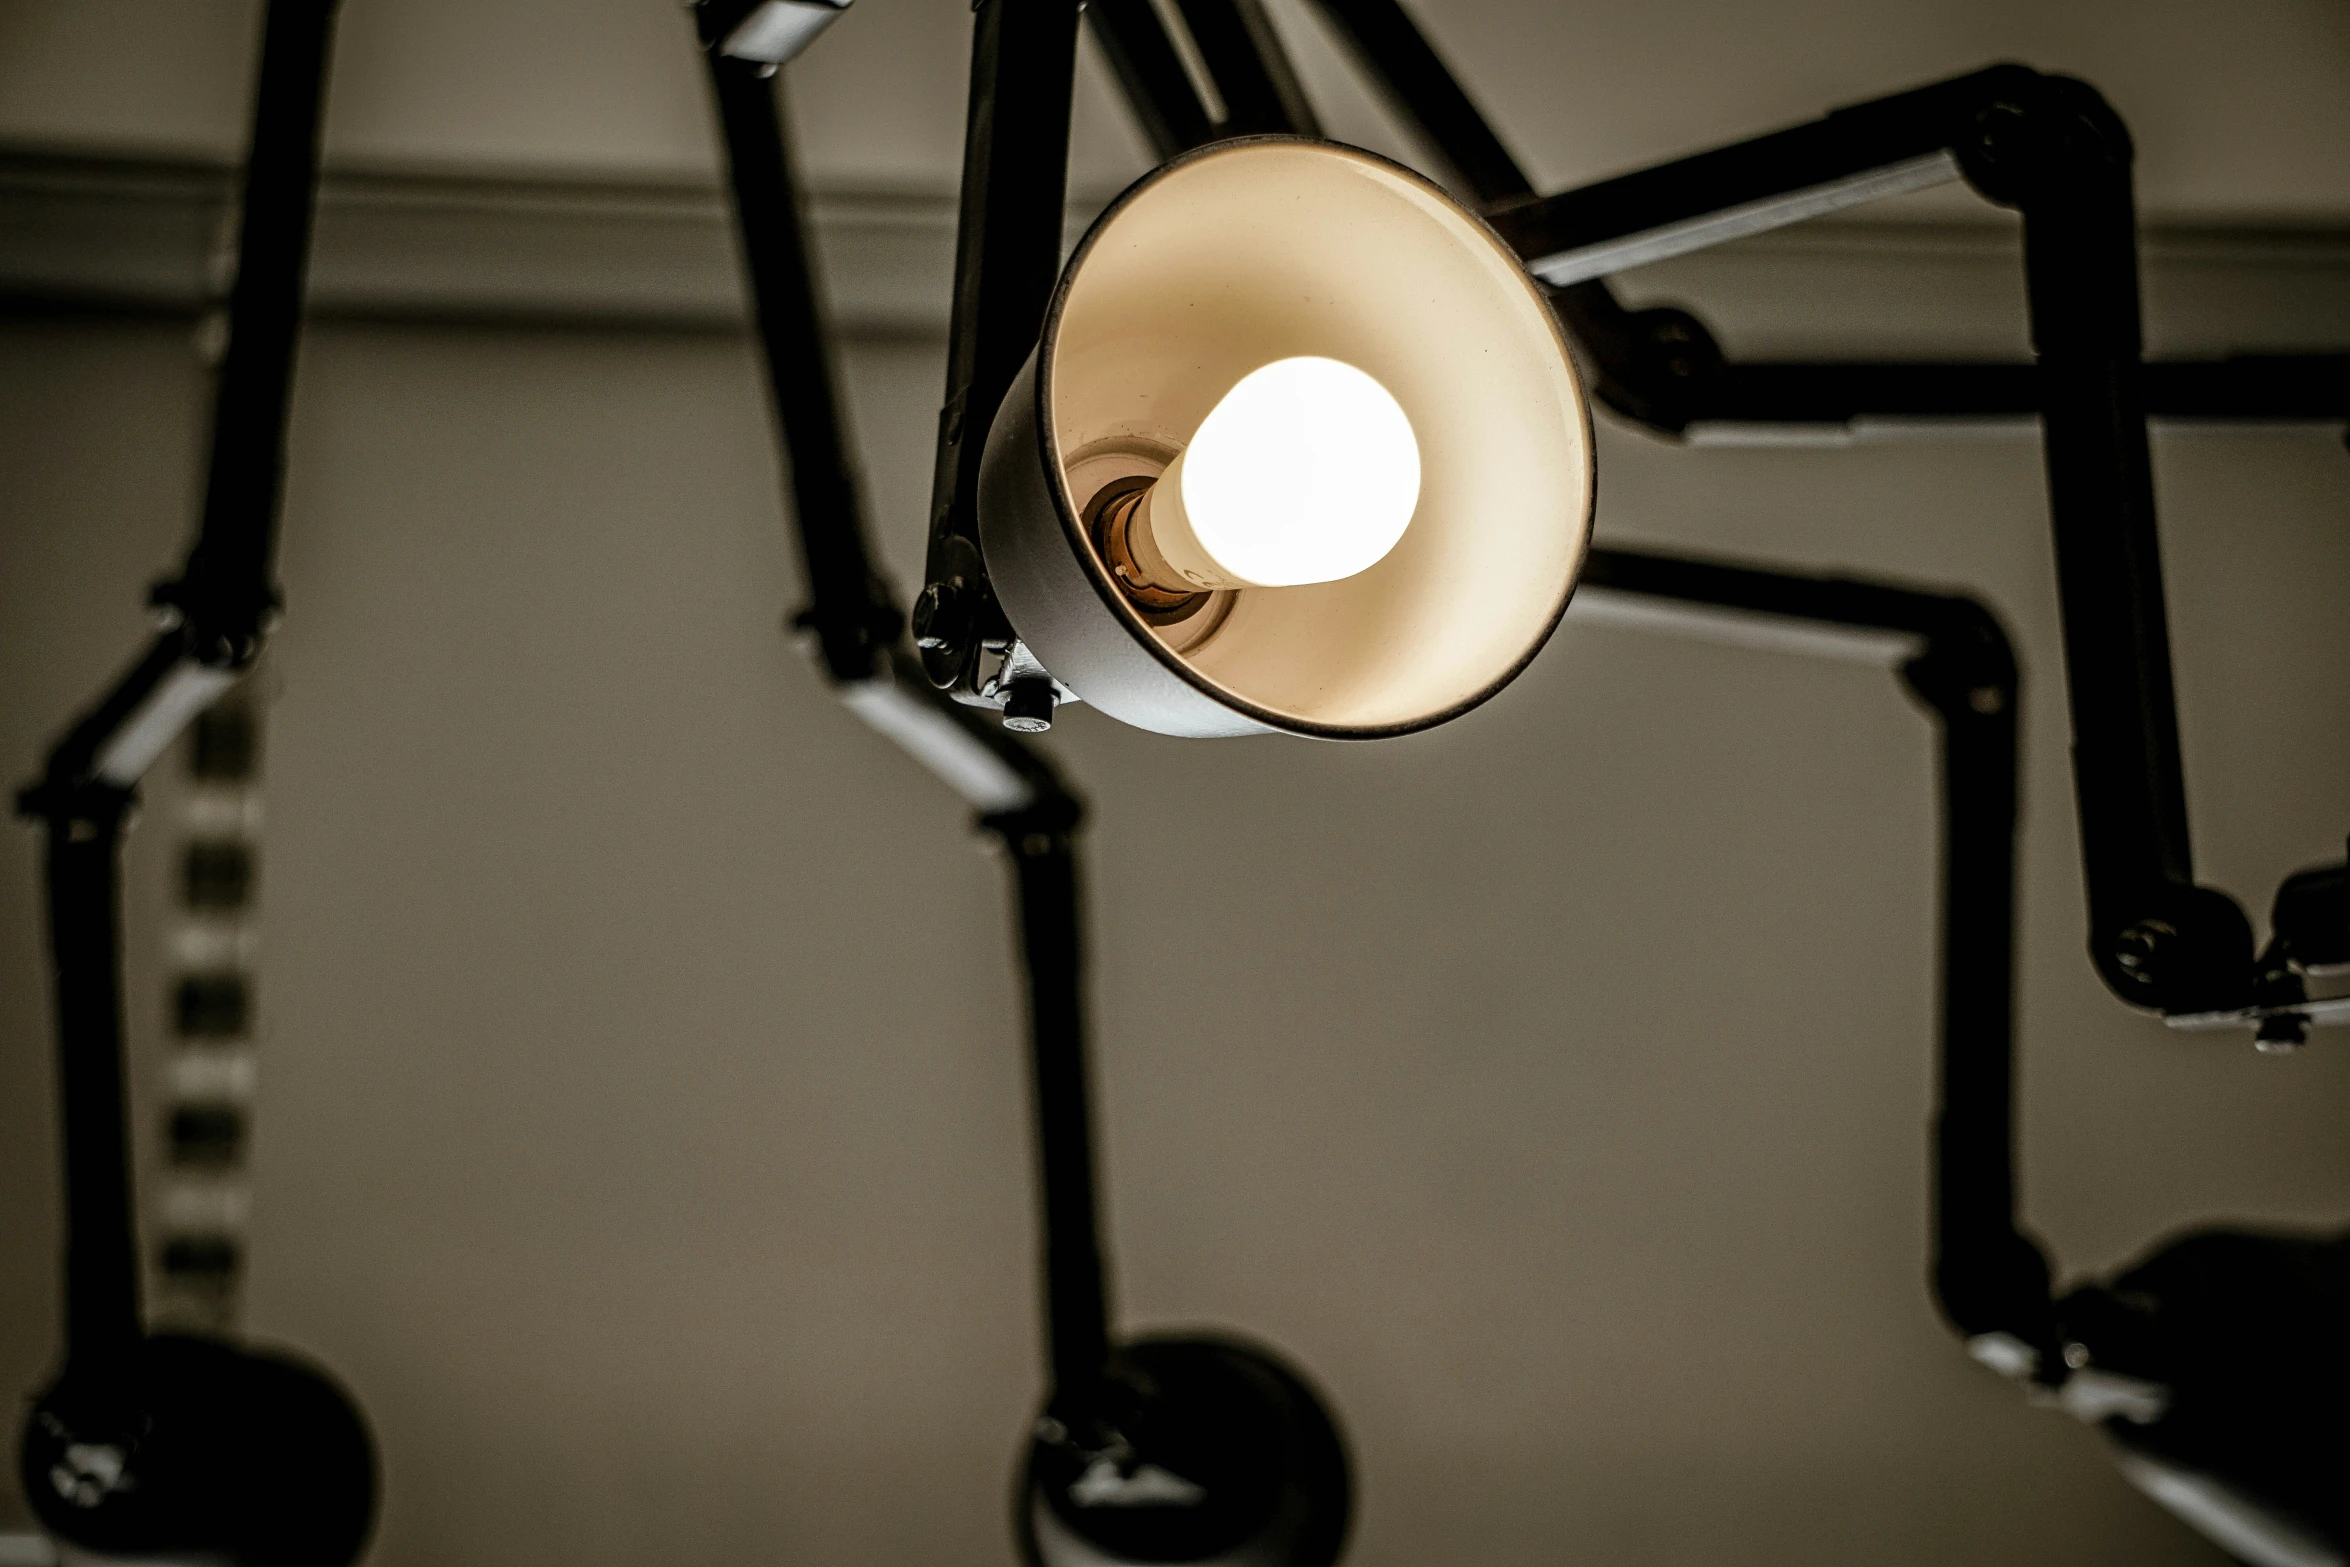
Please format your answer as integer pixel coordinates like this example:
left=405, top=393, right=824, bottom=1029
left=1002, top=677, right=1058, bottom=734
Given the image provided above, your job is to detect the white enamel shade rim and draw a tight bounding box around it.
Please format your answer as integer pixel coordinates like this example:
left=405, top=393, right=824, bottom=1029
left=1028, top=135, right=1596, bottom=740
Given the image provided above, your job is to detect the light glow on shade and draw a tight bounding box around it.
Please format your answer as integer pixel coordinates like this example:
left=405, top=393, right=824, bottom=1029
left=1151, top=357, right=1420, bottom=589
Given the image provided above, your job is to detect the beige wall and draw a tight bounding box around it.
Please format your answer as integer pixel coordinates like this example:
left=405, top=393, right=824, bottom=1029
left=3, top=3, right=2350, bottom=1566
left=2, top=0, right=2349, bottom=214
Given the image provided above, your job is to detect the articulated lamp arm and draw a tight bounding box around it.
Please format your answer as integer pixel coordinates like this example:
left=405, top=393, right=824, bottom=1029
left=15, top=13, right=380, bottom=1566
left=694, top=4, right=1116, bottom=1421
left=912, top=0, right=1085, bottom=709
left=17, top=0, right=341, bottom=1370
left=1291, top=0, right=2348, bottom=1021
left=1580, top=552, right=2350, bottom=1565
left=1339, top=42, right=2350, bottom=440
left=702, top=8, right=2343, bottom=1548
left=1575, top=549, right=2057, bottom=1370
left=1084, top=0, right=1318, bottom=159
left=702, top=31, right=1362, bottom=1547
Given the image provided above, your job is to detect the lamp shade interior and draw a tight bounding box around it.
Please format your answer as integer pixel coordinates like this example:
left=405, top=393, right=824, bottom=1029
left=1041, top=139, right=1593, bottom=736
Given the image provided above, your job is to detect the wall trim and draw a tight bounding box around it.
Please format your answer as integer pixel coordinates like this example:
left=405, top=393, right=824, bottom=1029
left=4, top=148, right=2347, bottom=341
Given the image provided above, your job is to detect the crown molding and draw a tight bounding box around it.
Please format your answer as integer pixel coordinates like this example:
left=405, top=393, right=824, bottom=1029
left=0, top=149, right=989, bottom=333
left=3, top=147, right=2345, bottom=347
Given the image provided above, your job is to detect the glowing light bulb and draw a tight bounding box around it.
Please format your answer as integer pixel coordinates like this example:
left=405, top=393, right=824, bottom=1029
left=1137, top=357, right=1420, bottom=592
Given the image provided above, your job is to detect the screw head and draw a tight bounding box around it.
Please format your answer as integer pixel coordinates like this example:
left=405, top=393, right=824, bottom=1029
left=2111, top=921, right=2175, bottom=987
left=912, top=583, right=961, bottom=652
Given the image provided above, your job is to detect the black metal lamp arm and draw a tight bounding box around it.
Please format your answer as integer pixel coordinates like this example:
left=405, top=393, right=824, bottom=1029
left=696, top=40, right=900, bottom=686
left=166, top=0, right=341, bottom=665
left=1085, top=0, right=1220, bottom=162
left=1263, top=2, right=2348, bottom=433
left=912, top=0, right=1085, bottom=699
left=1488, top=72, right=2260, bottom=1013
left=1084, top=0, right=1318, bottom=162
left=29, top=787, right=144, bottom=1367
left=1577, top=547, right=2059, bottom=1372
left=988, top=796, right=1115, bottom=1416
left=1291, top=0, right=2349, bottom=1018
left=1675, top=357, right=2350, bottom=431
left=1161, top=0, right=1321, bottom=139
left=695, top=11, right=1117, bottom=1417
left=1470, top=62, right=2348, bottom=436
left=1288, top=0, right=1682, bottom=424
left=1489, top=66, right=2011, bottom=286
left=28, top=0, right=339, bottom=803
left=15, top=0, right=340, bottom=1375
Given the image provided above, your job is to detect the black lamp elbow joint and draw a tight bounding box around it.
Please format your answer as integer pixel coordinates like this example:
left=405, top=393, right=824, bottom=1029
left=913, top=538, right=1027, bottom=712
left=982, top=787, right=1085, bottom=858
left=2091, top=888, right=2258, bottom=1019
left=1933, top=1225, right=2061, bottom=1381
left=911, top=537, right=1002, bottom=680
left=2266, top=856, right=2350, bottom=977
left=790, top=592, right=905, bottom=686
left=1945, top=69, right=2132, bottom=212
left=148, top=569, right=281, bottom=675
left=1568, top=300, right=1728, bottom=436
left=1895, top=599, right=2018, bottom=724
left=1555, top=65, right=2130, bottom=435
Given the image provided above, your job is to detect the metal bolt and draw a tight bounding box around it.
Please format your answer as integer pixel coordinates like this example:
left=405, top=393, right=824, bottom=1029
left=1002, top=676, right=1057, bottom=734
left=2111, top=921, right=2173, bottom=986
left=911, top=582, right=959, bottom=651
left=2254, top=1013, right=2309, bottom=1054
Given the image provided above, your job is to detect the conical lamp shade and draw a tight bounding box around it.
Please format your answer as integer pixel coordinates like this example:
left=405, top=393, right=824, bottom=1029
left=980, top=137, right=1594, bottom=739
